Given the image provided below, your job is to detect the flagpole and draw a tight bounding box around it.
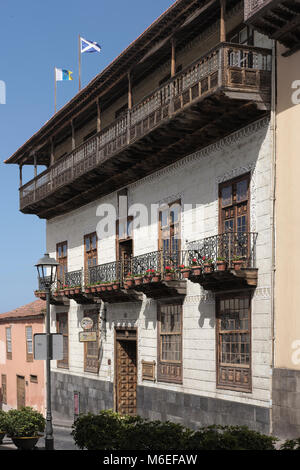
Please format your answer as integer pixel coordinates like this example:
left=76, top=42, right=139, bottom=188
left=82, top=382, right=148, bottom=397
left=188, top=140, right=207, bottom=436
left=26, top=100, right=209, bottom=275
left=54, top=67, right=57, bottom=114
left=78, top=34, right=81, bottom=91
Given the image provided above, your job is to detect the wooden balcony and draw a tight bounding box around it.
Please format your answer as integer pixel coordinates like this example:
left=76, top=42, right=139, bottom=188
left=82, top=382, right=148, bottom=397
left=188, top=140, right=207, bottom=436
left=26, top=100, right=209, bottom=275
left=244, top=0, right=300, bottom=56
left=20, top=42, right=271, bottom=219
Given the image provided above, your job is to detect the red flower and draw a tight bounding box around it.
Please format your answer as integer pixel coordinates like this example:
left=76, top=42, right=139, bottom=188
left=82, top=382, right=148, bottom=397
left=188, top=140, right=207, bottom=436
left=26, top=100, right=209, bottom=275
left=165, top=266, right=171, bottom=270
left=202, top=256, right=206, bottom=261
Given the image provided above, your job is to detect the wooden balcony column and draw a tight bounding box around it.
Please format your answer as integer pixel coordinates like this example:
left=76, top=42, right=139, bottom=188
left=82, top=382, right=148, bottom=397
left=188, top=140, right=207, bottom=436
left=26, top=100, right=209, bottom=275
left=50, top=137, right=55, bottom=166
left=128, top=71, right=133, bottom=110
left=220, top=0, right=226, bottom=42
left=19, top=163, right=23, bottom=187
left=171, top=38, right=176, bottom=77
left=71, top=119, right=76, bottom=150
left=33, top=152, right=37, bottom=178
left=96, top=98, right=101, bottom=132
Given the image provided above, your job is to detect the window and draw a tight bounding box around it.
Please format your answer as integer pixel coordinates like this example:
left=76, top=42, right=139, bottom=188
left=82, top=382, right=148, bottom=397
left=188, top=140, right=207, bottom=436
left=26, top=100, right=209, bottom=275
left=56, top=241, right=68, bottom=288
left=6, top=327, right=12, bottom=360
left=219, top=174, right=250, bottom=260
left=1, top=374, right=7, bottom=404
left=157, top=302, right=182, bottom=384
left=84, top=310, right=100, bottom=373
left=56, top=312, right=69, bottom=369
left=84, top=233, right=98, bottom=274
left=159, top=200, right=181, bottom=269
left=216, top=294, right=251, bottom=391
left=25, top=326, right=33, bottom=362
left=30, top=375, right=38, bottom=384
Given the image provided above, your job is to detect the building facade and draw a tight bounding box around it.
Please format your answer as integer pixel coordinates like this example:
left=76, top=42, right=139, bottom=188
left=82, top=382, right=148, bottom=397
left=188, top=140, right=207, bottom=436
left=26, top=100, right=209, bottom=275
left=6, top=0, right=290, bottom=435
left=0, top=300, right=46, bottom=413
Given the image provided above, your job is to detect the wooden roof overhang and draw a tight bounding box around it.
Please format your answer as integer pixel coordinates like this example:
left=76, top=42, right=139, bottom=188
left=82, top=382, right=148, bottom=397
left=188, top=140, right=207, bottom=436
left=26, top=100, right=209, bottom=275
left=244, top=0, right=300, bottom=56
left=5, top=0, right=241, bottom=167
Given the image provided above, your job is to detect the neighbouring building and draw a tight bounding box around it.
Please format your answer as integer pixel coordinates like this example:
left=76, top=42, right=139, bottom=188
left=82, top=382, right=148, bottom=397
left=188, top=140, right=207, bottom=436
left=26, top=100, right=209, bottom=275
left=5, top=0, right=299, bottom=438
left=0, top=300, right=46, bottom=413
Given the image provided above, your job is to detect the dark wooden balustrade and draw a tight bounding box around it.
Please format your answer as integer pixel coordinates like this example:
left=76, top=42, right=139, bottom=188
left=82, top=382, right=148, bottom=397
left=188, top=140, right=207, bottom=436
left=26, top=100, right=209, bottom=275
left=21, top=43, right=271, bottom=218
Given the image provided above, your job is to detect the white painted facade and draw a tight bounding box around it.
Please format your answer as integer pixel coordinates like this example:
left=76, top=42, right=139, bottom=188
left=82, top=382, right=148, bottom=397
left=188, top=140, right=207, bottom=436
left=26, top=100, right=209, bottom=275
left=47, top=116, right=273, bottom=414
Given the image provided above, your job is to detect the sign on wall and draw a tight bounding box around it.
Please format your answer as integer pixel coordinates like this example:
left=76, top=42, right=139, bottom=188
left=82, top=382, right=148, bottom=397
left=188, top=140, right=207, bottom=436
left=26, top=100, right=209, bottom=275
left=34, top=333, right=63, bottom=360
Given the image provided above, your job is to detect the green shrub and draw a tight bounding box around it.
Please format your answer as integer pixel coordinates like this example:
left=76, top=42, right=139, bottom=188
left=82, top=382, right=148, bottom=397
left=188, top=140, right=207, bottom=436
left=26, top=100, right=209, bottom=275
left=0, top=410, right=8, bottom=432
left=71, top=410, right=278, bottom=451
left=280, top=438, right=300, bottom=450
left=6, top=407, right=45, bottom=438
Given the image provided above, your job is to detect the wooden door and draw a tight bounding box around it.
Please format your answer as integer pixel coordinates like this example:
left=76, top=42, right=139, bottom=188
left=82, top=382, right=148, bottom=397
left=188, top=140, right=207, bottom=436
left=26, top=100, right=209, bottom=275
left=16, top=375, right=25, bottom=409
left=116, top=339, right=137, bottom=415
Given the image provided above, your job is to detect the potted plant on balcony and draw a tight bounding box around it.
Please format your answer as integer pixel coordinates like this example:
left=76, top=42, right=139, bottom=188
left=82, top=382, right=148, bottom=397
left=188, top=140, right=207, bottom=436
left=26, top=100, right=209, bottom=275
left=34, top=290, right=46, bottom=300
left=233, top=256, right=243, bottom=270
left=124, top=273, right=134, bottom=289
left=203, top=257, right=214, bottom=273
left=151, top=270, right=161, bottom=283
left=0, top=410, right=8, bottom=444
left=143, top=269, right=155, bottom=283
left=134, top=274, right=143, bottom=286
left=112, top=280, right=120, bottom=290
left=216, top=257, right=227, bottom=271
left=164, top=266, right=175, bottom=281
left=178, top=264, right=191, bottom=279
left=6, top=407, right=45, bottom=450
left=190, top=257, right=202, bottom=276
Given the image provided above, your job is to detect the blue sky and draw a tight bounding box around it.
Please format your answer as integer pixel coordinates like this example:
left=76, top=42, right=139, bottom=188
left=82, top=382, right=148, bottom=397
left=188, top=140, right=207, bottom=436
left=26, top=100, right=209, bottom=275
left=0, top=0, right=174, bottom=313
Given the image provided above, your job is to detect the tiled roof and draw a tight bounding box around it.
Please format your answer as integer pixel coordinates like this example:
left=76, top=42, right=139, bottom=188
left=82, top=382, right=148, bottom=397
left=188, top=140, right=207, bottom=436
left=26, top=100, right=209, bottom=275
left=0, top=300, right=46, bottom=322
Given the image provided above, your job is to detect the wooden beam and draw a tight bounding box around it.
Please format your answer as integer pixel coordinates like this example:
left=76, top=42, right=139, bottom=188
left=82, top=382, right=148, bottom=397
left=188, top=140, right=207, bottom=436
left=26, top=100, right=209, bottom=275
left=97, top=98, right=101, bottom=132
left=171, top=38, right=176, bottom=77
left=50, top=138, right=55, bottom=166
left=71, top=119, right=76, bottom=150
left=220, top=0, right=226, bottom=42
left=19, top=164, right=23, bottom=187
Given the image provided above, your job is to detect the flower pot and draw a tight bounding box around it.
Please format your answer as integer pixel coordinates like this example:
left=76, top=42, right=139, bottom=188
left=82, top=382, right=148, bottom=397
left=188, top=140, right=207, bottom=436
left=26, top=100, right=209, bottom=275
left=233, top=260, right=243, bottom=270
left=181, top=268, right=191, bottom=279
left=74, top=288, right=81, bottom=294
left=204, top=263, right=213, bottom=273
left=164, top=273, right=174, bottom=281
left=191, top=266, right=202, bottom=276
left=100, top=285, right=107, bottom=292
left=216, top=261, right=227, bottom=271
left=95, top=285, right=102, bottom=293
left=125, top=279, right=134, bottom=289
left=112, top=283, right=120, bottom=290
left=91, top=286, right=97, bottom=293
left=106, top=284, right=113, bottom=291
left=85, top=287, right=91, bottom=294
left=11, top=436, right=40, bottom=450
left=64, top=289, right=70, bottom=296
left=0, top=431, right=5, bottom=444
left=143, top=276, right=152, bottom=284
left=69, top=289, right=75, bottom=295
left=134, top=277, right=143, bottom=286
left=152, top=274, right=161, bottom=283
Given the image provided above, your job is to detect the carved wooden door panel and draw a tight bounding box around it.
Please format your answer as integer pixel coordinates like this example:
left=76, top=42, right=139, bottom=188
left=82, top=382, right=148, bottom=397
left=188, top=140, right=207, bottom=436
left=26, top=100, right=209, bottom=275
left=116, top=340, right=137, bottom=415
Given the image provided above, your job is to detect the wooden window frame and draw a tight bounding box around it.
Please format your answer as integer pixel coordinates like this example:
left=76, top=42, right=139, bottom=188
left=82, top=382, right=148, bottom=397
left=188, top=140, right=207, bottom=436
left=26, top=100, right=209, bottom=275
left=1, top=374, right=7, bottom=404
left=84, top=232, right=98, bottom=275
left=158, top=199, right=181, bottom=252
left=25, top=325, right=33, bottom=362
left=56, top=241, right=68, bottom=288
left=56, top=312, right=69, bottom=369
left=84, top=310, right=100, bottom=374
left=6, top=327, right=12, bottom=360
left=216, top=292, right=252, bottom=392
left=157, top=301, right=183, bottom=384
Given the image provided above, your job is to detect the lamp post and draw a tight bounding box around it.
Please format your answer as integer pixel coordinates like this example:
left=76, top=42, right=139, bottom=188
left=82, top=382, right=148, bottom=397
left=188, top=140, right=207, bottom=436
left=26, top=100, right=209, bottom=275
left=35, top=253, right=59, bottom=451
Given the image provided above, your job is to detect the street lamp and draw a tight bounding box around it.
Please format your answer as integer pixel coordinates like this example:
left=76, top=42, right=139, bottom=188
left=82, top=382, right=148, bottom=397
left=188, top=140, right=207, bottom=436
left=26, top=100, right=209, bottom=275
left=35, top=253, right=59, bottom=451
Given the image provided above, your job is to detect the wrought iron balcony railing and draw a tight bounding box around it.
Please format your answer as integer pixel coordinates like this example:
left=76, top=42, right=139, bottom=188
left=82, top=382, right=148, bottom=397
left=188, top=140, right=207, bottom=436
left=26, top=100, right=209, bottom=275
left=83, top=232, right=257, bottom=287
left=20, top=42, right=271, bottom=212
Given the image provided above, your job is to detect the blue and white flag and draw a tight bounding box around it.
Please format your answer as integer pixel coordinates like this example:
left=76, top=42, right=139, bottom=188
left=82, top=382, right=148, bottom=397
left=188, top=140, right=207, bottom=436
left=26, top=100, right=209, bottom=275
left=55, top=67, right=73, bottom=81
left=80, top=37, right=101, bottom=54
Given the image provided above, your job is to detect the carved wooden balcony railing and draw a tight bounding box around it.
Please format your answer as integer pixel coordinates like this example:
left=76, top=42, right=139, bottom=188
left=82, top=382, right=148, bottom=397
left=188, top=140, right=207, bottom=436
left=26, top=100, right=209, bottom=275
left=20, top=43, right=271, bottom=217
left=244, top=0, right=300, bottom=56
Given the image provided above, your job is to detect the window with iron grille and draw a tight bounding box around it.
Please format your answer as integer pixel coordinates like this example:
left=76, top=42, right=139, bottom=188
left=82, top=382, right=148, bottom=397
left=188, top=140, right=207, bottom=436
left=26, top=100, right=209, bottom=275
left=56, top=312, right=69, bottom=369
left=84, top=311, right=100, bottom=373
left=216, top=294, right=251, bottom=391
left=157, top=302, right=182, bottom=384
left=25, top=326, right=33, bottom=362
left=6, top=327, right=12, bottom=360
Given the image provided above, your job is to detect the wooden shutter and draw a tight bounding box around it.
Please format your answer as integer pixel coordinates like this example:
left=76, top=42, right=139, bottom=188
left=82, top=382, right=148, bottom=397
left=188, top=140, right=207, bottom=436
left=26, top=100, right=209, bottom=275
left=56, top=312, right=69, bottom=369
left=26, top=326, right=33, bottom=362
left=56, top=241, right=68, bottom=288
left=6, top=327, right=12, bottom=360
